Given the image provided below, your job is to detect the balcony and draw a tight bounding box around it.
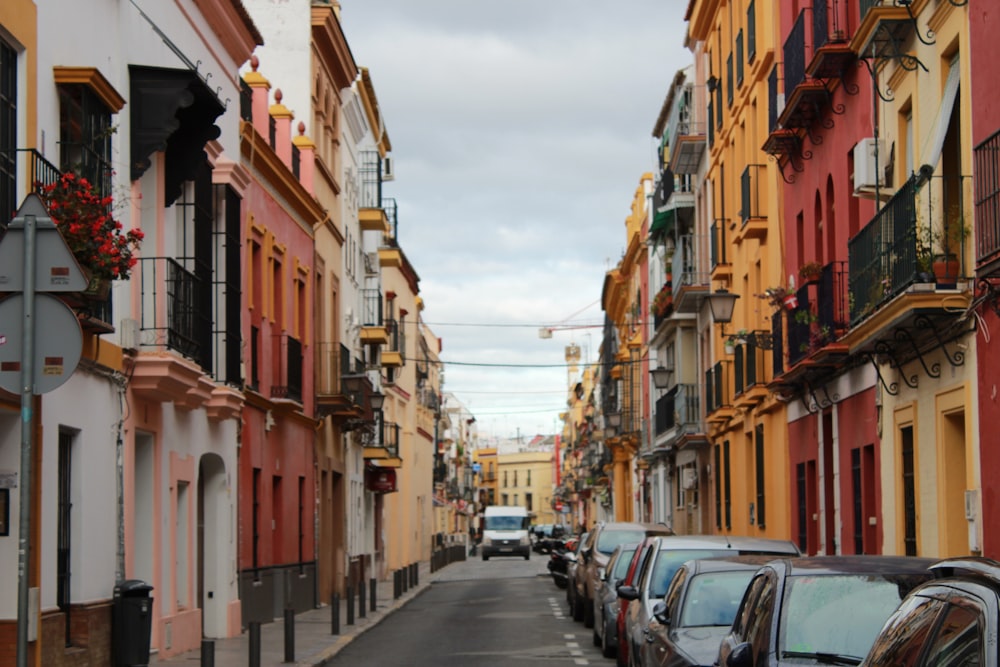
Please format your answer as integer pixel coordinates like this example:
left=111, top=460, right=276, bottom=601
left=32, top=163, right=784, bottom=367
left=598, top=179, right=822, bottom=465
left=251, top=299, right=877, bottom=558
left=359, top=287, right=388, bottom=345
left=737, top=164, right=768, bottom=242
left=653, top=384, right=706, bottom=449
left=359, top=150, right=389, bottom=233
left=851, top=0, right=921, bottom=65
left=665, top=84, right=707, bottom=175
left=705, top=361, right=736, bottom=423
left=975, top=128, right=1000, bottom=276
left=806, top=0, right=856, bottom=80
left=732, top=335, right=771, bottom=409
left=316, top=342, right=359, bottom=420
left=364, top=415, right=401, bottom=467
left=271, top=333, right=303, bottom=406
left=778, top=11, right=830, bottom=133
left=710, top=219, right=732, bottom=282
left=137, top=257, right=207, bottom=364
left=650, top=168, right=695, bottom=247
left=381, top=318, right=403, bottom=367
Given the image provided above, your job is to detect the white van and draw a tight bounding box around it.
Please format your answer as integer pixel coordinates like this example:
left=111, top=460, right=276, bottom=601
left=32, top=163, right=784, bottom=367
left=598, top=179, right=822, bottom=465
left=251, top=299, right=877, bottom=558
left=481, top=505, right=531, bottom=561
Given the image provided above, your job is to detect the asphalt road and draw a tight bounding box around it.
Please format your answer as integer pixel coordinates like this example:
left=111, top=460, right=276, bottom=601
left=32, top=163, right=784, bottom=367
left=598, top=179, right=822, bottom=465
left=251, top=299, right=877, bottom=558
left=327, top=552, right=608, bottom=666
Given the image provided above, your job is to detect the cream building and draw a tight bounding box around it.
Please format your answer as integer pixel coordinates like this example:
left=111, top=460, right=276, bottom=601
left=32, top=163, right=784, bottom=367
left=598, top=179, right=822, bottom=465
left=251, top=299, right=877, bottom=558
left=498, top=449, right=557, bottom=525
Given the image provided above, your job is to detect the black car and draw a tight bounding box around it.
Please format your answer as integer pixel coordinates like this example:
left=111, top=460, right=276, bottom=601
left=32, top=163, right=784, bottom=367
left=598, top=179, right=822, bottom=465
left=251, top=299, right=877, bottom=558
left=717, top=555, right=936, bottom=667
left=862, top=556, right=1000, bottom=667
left=567, top=531, right=590, bottom=619
left=641, top=555, right=780, bottom=667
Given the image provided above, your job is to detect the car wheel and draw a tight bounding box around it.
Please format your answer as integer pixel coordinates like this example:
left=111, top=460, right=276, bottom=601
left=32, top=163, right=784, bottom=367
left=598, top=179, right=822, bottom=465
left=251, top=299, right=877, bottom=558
left=524, top=553, right=530, bottom=560
left=482, top=555, right=489, bottom=561
left=601, top=623, right=616, bottom=659
left=583, top=597, right=595, bottom=628
left=572, top=594, right=585, bottom=622
left=593, top=626, right=601, bottom=647
left=615, top=639, right=627, bottom=667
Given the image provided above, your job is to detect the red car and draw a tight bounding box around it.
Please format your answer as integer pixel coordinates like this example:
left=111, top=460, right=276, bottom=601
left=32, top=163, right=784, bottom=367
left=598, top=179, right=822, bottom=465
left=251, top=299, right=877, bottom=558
left=614, top=535, right=661, bottom=667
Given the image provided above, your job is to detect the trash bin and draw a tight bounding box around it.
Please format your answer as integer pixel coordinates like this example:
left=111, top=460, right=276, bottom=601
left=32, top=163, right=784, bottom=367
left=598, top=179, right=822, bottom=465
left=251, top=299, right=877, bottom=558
left=112, top=579, right=154, bottom=667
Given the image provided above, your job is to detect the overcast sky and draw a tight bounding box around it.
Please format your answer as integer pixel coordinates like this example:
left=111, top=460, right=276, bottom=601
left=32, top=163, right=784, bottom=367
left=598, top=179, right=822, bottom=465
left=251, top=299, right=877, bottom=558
left=338, top=2, right=692, bottom=441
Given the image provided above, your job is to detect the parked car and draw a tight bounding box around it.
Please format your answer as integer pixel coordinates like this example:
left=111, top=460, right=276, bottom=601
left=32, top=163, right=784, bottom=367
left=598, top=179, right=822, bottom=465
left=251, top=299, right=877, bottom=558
left=862, top=556, right=1000, bottom=667
left=717, top=555, right=936, bottom=667
left=566, top=531, right=589, bottom=618
left=615, top=535, right=664, bottom=667
left=619, top=536, right=800, bottom=667
left=593, top=541, right=639, bottom=658
left=579, top=522, right=673, bottom=629
left=641, top=555, right=778, bottom=667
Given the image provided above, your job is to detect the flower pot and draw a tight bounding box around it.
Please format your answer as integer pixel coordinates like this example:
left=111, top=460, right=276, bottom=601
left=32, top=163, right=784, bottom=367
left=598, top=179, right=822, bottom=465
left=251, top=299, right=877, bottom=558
left=723, top=342, right=735, bottom=355
left=82, top=272, right=111, bottom=301
left=932, top=254, right=960, bottom=286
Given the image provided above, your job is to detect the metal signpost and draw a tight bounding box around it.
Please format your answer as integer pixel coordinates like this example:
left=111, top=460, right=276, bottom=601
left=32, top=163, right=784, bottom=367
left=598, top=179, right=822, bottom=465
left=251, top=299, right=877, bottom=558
left=0, top=193, right=86, bottom=667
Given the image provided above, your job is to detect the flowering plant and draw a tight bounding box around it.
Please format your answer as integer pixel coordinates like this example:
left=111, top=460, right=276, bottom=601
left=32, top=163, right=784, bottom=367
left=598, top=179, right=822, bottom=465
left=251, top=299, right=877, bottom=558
left=39, top=172, right=143, bottom=281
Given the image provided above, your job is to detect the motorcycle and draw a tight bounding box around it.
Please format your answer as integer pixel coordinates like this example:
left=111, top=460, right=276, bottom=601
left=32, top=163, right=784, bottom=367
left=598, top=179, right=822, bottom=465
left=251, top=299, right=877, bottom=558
left=547, top=537, right=578, bottom=589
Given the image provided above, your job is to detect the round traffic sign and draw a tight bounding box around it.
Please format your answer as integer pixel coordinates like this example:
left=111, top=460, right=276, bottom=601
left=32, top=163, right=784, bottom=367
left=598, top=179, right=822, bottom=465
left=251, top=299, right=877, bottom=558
left=0, top=294, right=83, bottom=394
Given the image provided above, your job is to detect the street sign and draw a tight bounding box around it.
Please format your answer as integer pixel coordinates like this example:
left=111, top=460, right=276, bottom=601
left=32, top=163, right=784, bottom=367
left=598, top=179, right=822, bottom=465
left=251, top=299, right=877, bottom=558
left=0, top=194, right=88, bottom=292
left=0, top=294, right=82, bottom=395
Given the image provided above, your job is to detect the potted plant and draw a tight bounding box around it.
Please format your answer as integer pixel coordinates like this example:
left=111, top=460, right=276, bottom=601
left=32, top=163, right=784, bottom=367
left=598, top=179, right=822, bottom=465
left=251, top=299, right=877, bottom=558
left=650, top=279, right=673, bottom=317
left=39, top=172, right=144, bottom=297
left=798, top=261, right=823, bottom=283
left=758, top=285, right=797, bottom=310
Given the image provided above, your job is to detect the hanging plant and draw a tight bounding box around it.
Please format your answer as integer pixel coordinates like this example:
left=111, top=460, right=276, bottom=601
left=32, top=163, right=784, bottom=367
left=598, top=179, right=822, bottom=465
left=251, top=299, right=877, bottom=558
left=39, top=172, right=144, bottom=282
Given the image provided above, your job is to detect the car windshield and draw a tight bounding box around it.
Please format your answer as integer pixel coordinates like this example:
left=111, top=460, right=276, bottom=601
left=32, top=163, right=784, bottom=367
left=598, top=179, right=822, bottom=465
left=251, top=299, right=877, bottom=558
left=778, top=574, right=924, bottom=662
left=650, top=549, right=735, bottom=598
left=596, top=529, right=647, bottom=555
left=485, top=515, right=528, bottom=530
left=612, top=548, right=637, bottom=581
left=679, top=571, right=755, bottom=627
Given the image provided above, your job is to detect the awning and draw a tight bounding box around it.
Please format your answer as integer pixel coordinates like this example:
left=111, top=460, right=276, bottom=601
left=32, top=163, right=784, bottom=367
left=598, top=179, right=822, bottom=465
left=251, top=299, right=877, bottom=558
left=650, top=207, right=676, bottom=243
left=918, top=55, right=961, bottom=181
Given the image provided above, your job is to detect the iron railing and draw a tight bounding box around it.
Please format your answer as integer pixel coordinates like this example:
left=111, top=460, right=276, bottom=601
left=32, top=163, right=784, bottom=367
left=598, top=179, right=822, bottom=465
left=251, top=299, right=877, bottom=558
left=654, top=383, right=702, bottom=436
left=741, top=164, right=767, bottom=224
left=383, top=197, right=398, bottom=246
left=138, top=257, right=205, bottom=362
left=768, top=67, right=780, bottom=133
left=271, top=333, right=303, bottom=403
left=784, top=10, right=808, bottom=96
left=315, top=342, right=343, bottom=396
left=771, top=310, right=785, bottom=377
left=239, top=78, right=253, bottom=122
left=360, top=150, right=382, bottom=209
left=361, top=288, right=383, bottom=327
left=711, top=219, right=729, bottom=268
left=975, top=128, right=1000, bottom=267
left=813, top=0, right=830, bottom=50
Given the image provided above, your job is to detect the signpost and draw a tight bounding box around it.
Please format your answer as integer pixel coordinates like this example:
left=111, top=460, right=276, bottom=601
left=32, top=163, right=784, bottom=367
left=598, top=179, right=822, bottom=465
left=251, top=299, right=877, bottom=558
left=0, top=194, right=86, bottom=667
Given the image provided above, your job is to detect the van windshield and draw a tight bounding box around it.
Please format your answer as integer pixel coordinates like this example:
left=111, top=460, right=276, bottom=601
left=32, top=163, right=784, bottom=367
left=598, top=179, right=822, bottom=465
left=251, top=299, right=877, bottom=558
left=485, top=516, right=528, bottom=531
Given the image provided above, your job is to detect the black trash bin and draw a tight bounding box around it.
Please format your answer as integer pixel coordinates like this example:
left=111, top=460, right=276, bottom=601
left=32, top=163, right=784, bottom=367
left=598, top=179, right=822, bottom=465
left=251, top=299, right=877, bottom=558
left=112, top=579, right=154, bottom=667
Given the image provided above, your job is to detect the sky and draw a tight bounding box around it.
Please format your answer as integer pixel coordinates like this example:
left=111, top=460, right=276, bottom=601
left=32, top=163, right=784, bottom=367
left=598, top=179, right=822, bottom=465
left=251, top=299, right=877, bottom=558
left=338, top=2, right=692, bottom=440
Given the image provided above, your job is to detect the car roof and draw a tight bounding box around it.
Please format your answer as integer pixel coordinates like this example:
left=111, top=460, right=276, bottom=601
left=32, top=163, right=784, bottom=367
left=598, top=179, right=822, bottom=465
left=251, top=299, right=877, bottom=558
left=768, top=555, right=938, bottom=576
left=929, top=556, right=1000, bottom=587
left=686, top=554, right=786, bottom=575
left=652, top=534, right=800, bottom=554
left=599, top=521, right=673, bottom=534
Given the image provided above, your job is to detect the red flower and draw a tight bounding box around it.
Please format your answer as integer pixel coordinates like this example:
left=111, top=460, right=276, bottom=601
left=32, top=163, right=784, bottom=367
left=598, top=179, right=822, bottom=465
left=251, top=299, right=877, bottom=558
left=38, top=173, right=143, bottom=281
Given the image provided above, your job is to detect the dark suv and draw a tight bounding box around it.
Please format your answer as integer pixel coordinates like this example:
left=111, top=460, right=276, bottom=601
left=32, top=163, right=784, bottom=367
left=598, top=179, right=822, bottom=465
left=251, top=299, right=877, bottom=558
left=576, top=521, right=672, bottom=628
left=862, top=556, right=1000, bottom=667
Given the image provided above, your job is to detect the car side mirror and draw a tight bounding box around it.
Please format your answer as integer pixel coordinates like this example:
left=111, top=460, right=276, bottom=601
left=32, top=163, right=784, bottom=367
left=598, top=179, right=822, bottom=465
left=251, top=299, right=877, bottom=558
left=617, top=585, right=639, bottom=601
left=652, top=601, right=670, bottom=625
left=727, top=642, right=753, bottom=667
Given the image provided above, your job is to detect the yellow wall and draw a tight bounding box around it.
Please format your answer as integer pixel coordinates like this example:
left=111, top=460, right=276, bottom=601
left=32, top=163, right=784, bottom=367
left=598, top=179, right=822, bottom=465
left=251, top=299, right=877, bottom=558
left=497, top=451, right=556, bottom=525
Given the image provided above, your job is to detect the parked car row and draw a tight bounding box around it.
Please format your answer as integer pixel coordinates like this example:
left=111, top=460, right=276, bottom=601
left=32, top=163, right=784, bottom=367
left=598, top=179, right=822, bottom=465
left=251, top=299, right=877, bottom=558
left=547, top=521, right=1000, bottom=667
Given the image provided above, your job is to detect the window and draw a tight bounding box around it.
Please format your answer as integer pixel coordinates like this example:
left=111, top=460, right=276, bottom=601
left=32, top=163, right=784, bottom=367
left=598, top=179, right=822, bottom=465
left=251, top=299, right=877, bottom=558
left=901, top=426, right=917, bottom=555
left=924, top=601, right=983, bottom=666
left=527, top=470, right=531, bottom=486
left=747, top=1, right=757, bottom=63
left=58, top=84, right=112, bottom=196
left=714, top=444, right=722, bottom=529
left=501, top=493, right=508, bottom=506
left=0, top=38, right=16, bottom=225
left=723, top=440, right=732, bottom=529
left=252, top=468, right=261, bottom=573
left=863, top=594, right=944, bottom=666
left=503, top=470, right=508, bottom=488
left=514, top=470, right=518, bottom=487
left=58, top=430, right=75, bottom=647
left=736, top=31, right=745, bottom=86
left=526, top=493, right=532, bottom=511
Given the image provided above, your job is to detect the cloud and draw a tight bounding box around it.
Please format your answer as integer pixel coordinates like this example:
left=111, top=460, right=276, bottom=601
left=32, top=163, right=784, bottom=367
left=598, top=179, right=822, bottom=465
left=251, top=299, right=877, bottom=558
left=340, top=1, right=690, bottom=438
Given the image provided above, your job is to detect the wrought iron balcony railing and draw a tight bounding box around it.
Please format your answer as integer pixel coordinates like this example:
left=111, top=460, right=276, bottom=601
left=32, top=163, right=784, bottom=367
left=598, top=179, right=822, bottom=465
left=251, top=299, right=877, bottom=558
left=271, top=333, right=303, bottom=403
left=138, top=257, right=206, bottom=363
left=975, top=128, right=1000, bottom=271
left=654, top=383, right=702, bottom=437
left=360, top=288, right=383, bottom=327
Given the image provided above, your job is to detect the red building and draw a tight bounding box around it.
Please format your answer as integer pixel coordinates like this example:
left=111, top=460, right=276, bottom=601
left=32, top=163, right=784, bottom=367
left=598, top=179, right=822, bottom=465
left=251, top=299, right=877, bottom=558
left=768, top=1, right=879, bottom=554
left=971, top=2, right=1000, bottom=559
left=237, top=64, right=323, bottom=621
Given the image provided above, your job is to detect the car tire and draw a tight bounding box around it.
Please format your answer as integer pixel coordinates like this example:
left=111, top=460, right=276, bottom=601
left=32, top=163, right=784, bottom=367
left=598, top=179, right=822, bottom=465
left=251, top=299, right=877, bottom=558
left=482, top=555, right=489, bottom=561
left=616, top=641, right=627, bottom=667
left=593, top=627, right=601, bottom=647
left=583, top=597, right=595, bottom=628
left=572, top=594, right=585, bottom=622
left=602, top=623, right=616, bottom=659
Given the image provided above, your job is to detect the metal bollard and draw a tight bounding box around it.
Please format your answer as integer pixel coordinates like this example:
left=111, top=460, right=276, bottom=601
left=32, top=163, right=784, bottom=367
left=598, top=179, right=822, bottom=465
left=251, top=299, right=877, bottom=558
left=370, top=577, right=377, bottom=612
left=346, top=584, right=355, bottom=625
left=249, top=622, right=261, bottom=667
left=331, top=591, right=340, bottom=635
left=200, top=639, right=214, bottom=667
left=284, top=607, right=295, bottom=663
left=402, top=567, right=408, bottom=593
left=393, top=569, right=400, bottom=598
left=359, top=579, right=367, bottom=618
left=414, top=562, right=419, bottom=586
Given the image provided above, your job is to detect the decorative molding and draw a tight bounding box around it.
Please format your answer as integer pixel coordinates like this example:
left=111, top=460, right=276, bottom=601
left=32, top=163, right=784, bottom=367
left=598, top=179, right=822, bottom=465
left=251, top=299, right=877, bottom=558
left=52, top=66, right=126, bottom=112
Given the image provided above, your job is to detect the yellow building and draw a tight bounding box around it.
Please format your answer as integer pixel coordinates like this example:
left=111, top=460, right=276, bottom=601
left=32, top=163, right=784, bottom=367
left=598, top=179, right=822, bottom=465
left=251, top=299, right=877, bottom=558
left=687, top=0, right=791, bottom=541
left=602, top=175, right=654, bottom=522
left=473, top=446, right=498, bottom=509
left=498, top=449, right=557, bottom=525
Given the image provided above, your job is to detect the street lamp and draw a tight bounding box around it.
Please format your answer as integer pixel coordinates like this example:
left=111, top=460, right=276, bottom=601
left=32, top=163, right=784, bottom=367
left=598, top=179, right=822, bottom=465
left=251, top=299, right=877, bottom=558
left=650, top=365, right=673, bottom=390
left=368, top=390, right=385, bottom=411
left=705, top=289, right=739, bottom=324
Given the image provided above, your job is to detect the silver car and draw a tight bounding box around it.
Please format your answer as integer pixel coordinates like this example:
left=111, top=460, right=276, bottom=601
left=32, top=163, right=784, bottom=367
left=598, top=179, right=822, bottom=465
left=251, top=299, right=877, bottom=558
left=593, top=542, right=638, bottom=659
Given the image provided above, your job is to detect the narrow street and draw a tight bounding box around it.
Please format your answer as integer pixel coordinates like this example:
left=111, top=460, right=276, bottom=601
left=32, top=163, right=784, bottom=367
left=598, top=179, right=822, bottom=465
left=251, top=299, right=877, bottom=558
left=327, top=555, right=604, bottom=666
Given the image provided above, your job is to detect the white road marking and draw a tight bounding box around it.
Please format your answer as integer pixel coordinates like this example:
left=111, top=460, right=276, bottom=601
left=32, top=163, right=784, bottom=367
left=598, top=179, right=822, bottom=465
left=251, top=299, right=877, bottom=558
left=563, top=633, right=575, bottom=639
left=574, top=660, right=589, bottom=666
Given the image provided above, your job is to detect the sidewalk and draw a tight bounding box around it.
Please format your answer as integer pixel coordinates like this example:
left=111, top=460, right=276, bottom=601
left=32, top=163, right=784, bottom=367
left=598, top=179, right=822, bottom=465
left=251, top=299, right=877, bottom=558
left=151, top=560, right=435, bottom=667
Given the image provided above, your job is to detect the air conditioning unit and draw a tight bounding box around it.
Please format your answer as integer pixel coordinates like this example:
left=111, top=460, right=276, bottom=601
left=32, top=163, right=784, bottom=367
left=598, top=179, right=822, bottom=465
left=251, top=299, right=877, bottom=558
left=682, top=467, right=698, bottom=490
left=853, top=137, right=885, bottom=196
left=381, top=156, right=395, bottom=181
left=364, top=252, right=379, bottom=275
left=119, top=318, right=140, bottom=351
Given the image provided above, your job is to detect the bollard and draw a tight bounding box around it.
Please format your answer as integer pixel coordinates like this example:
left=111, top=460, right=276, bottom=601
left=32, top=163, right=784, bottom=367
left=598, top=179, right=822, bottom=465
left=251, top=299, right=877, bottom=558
left=414, top=562, right=419, bottom=586
left=200, top=639, right=214, bottom=667
left=331, top=591, right=340, bottom=635
left=346, top=584, right=355, bottom=625
left=393, top=569, right=400, bottom=599
left=249, top=622, right=261, bottom=667
left=402, top=567, right=408, bottom=593
left=284, top=607, right=295, bottom=663
left=359, top=579, right=366, bottom=618
left=370, top=577, right=377, bottom=612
